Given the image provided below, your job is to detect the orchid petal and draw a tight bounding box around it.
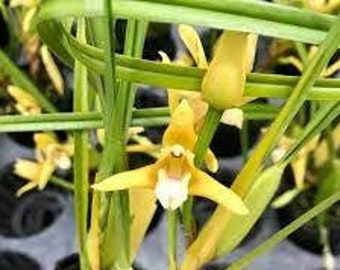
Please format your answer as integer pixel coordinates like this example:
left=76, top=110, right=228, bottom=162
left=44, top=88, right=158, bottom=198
left=178, top=24, right=208, bottom=68
left=37, top=158, right=56, bottom=189
left=92, top=165, right=157, bottom=192
left=130, top=188, right=157, bottom=259
left=291, top=155, right=307, bottom=189
left=14, top=159, right=40, bottom=181
left=162, top=100, right=197, bottom=151
left=159, top=51, right=183, bottom=114
left=189, top=169, right=248, bottom=215
left=34, top=133, right=57, bottom=152
left=16, top=182, right=38, bottom=197
left=221, top=108, right=244, bottom=129
left=40, top=45, right=64, bottom=95
left=204, top=149, right=218, bottom=173
left=7, top=85, right=41, bottom=115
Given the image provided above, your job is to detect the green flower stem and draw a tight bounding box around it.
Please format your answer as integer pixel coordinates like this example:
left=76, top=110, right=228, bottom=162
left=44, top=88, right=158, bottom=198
left=326, top=125, right=336, bottom=161
left=194, top=107, right=222, bottom=167
left=240, top=120, right=249, bottom=162
left=73, top=19, right=90, bottom=270
left=50, top=176, right=74, bottom=191
left=182, top=107, right=222, bottom=245
left=227, top=189, right=340, bottom=270
left=0, top=49, right=57, bottom=113
left=168, top=210, right=178, bottom=270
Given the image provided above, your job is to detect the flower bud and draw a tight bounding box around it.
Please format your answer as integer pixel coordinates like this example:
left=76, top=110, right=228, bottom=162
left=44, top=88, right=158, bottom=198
left=202, top=31, right=257, bottom=110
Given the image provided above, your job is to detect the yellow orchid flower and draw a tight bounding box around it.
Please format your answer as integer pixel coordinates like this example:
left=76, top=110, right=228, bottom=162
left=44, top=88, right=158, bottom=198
left=14, top=159, right=48, bottom=196
left=271, top=130, right=320, bottom=188
left=160, top=25, right=250, bottom=172
left=13, top=133, right=74, bottom=196
left=314, top=124, right=340, bottom=167
left=97, top=126, right=160, bottom=158
left=93, top=100, right=248, bottom=214
left=279, top=45, right=340, bottom=77
left=161, top=25, right=245, bottom=131
left=7, top=85, right=41, bottom=115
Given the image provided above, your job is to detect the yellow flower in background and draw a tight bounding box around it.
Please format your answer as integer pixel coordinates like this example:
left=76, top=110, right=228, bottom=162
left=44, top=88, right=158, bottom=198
left=97, top=126, right=160, bottom=159
left=10, top=0, right=41, bottom=32
left=279, top=45, right=340, bottom=77
left=14, top=133, right=74, bottom=196
left=314, top=124, right=340, bottom=167
left=10, top=0, right=40, bottom=27
left=271, top=129, right=320, bottom=189
left=93, top=100, right=248, bottom=214
left=7, top=85, right=41, bottom=115
left=40, top=45, right=65, bottom=95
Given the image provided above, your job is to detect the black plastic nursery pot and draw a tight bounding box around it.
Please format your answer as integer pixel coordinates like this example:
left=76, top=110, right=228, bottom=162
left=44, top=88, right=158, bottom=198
left=276, top=168, right=340, bottom=255
left=201, top=262, right=230, bottom=270
left=55, top=253, right=79, bottom=270
left=210, top=120, right=264, bottom=158
left=55, top=253, right=144, bottom=270
left=6, top=132, right=36, bottom=148
left=0, top=14, right=9, bottom=48
left=0, top=251, right=42, bottom=270
left=134, top=86, right=168, bottom=144
left=0, top=163, right=67, bottom=238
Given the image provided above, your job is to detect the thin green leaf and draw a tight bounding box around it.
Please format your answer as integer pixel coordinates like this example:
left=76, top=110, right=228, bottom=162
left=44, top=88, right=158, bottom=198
left=227, top=188, right=340, bottom=270
left=216, top=165, right=284, bottom=256
left=36, top=0, right=337, bottom=46
left=73, top=18, right=90, bottom=270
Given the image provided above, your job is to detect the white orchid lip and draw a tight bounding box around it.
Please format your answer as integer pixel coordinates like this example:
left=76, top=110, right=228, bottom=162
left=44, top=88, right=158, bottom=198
left=155, top=168, right=190, bottom=210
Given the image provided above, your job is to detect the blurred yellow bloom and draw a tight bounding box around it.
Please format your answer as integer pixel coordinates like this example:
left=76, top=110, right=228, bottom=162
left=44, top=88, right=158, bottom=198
left=97, top=126, right=160, bottom=158
left=279, top=45, right=340, bottom=77
left=314, top=124, right=340, bottom=167
left=40, top=45, right=65, bottom=95
left=7, top=85, right=41, bottom=115
left=271, top=130, right=319, bottom=188
left=10, top=0, right=40, bottom=32
left=93, top=100, right=248, bottom=214
left=14, top=133, right=74, bottom=196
